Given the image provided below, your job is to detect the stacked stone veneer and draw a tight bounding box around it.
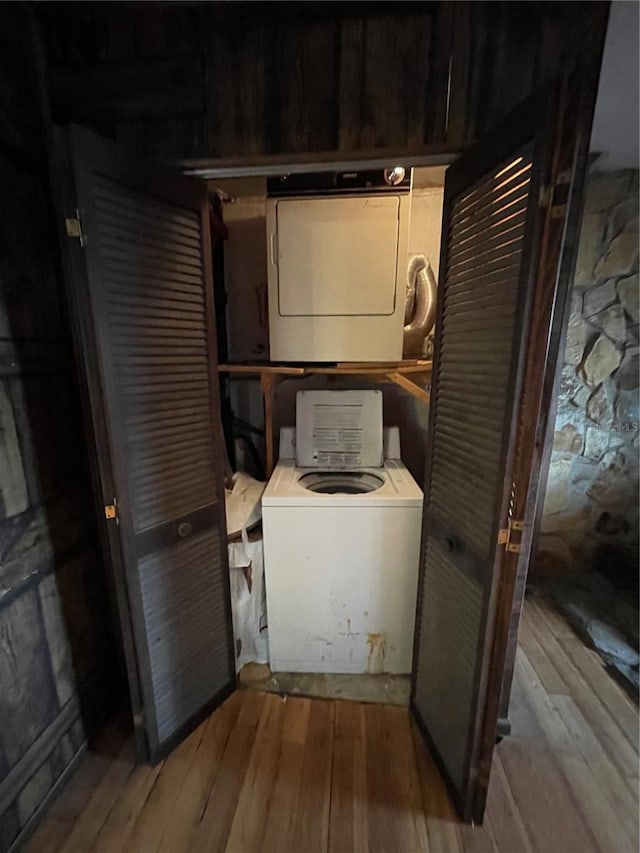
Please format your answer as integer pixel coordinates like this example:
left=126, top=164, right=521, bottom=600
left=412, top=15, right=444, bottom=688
left=0, top=9, right=118, bottom=851
left=537, top=170, right=639, bottom=583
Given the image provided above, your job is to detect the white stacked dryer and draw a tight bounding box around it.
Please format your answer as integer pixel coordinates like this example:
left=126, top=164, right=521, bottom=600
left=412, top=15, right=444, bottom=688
left=262, top=390, right=423, bottom=674
left=266, top=170, right=411, bottom=362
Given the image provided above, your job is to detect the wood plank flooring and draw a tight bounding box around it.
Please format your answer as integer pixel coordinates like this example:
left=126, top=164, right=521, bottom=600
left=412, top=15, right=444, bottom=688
left=25, top=597, right=639, bottom=853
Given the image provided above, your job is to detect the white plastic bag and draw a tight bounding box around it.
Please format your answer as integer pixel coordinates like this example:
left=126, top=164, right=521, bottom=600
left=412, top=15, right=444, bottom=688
left=228, top=527, right=269, bottom=672
left=225, top=471, right=265, bottom=537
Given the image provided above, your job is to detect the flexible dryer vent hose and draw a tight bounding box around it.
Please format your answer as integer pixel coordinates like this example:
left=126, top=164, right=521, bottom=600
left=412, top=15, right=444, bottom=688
left=403, top=254, right=437, bottom=358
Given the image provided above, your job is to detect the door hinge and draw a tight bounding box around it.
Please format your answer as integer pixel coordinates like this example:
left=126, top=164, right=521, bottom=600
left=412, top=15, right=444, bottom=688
left=65, top=209, right=86, bottom=245
left=104, top=500, right=118, bottom=521
left=498, top=519, right=525, bottom=553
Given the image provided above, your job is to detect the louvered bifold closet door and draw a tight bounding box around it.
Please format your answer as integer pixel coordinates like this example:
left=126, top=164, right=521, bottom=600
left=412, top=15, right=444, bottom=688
left=411, top=104, right=546, bottom=821
left=66, top=127, right=234, bottom=761
left=413, top=149, right=532, bottom=783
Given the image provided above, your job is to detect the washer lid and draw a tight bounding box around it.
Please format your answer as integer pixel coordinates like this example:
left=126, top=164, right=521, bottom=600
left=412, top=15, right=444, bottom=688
left=296, top=389, right=383, bottom=469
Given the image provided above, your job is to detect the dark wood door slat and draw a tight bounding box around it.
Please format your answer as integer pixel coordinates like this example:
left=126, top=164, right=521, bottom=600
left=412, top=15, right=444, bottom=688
left=107, top=287, right=206, bottom=311
left=431, top=427, right=502, bottom=469
left=445, top=241, right=525, bottom=280
left=93, top=177, right=201, bottom=232
left=108, top=300, right=207, bottom=323
left=451, top=221, right=527, bottom=275
left=99, top=235, right=202, bottom=270
left=124, top=419, right=213, bottom=445
left=131, top=452, right=215, bottom=482
left=436, top=378, right=511, bottom=402
left=450, top=215, right=527, bottom=268
left=105, top=274, right=205, bottom=300
left=99, top=230, right=204, bottom=269
left=429, top=465, right=497, bottom=528
left=433, top=444, right=500, bottom=484
left=437, top=360, right=513, bottom=379
left=440, top=337, right=516, bottom=355
left=132, top=466, right=217, bottom=497
left=450, top=182, right=530, bottom=244
left=95, top=209, right=203, bottom=257
left=441, top=303, right=518, bottom=329
left=96, top=210, right=202, bottom=255
left=443, top=276, right=519, bottom=303
left=101, top=245, right=204, bottom=280
left=443, top=289, right=519, bottom=313
left=446, top=231, right=527, bottom=278
left=434, top=306, right=517, bottom=331
left=111, top=323, right=208, bottom=341
left=122, top=386, right=214, bottom=402
left=453, top=153, right=530, bottom=205
left=451, top=176, right=532, bottom=240
left=114, top=347, right=208, bottom=361
left=439, top=327, right=517, bottom=349
left=122, top=404, right=212, bottom=423
left=134, top=484, right=217, bottom=527
left=445, top=258, right=522, bottom=290
left=435, top=400, right=506, bottom=431
left=112, top=336, right=208, bottom=355
left=129, top=440, right=214, bottom=467
left=451, top=160, right=531, bottom=224
left=451, top=197, right=528, bottom=249
left=101, top=257, right=204, bottom=289
left=111, top=314, right=207, bottom=332
left=135, top=490, right=216, bottom=533
left=451, top=166, right=528, bottom=224
left=451, top=191, right=529, bottom=245
left=92, top=199, right=202, bottom=248
left=435, top=409, right=503, bottom=442
left=114, top=354, right=209, bottom=368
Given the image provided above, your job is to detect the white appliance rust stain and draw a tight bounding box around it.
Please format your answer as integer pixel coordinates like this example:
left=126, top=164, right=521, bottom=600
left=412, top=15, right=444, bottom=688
left=367, top=633, right=387, bottom=674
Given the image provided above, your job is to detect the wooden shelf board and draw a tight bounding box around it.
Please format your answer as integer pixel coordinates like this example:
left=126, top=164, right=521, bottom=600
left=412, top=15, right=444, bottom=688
left=218, top=360, right=432, bottom=376
left=218, top=361, right=431, bottom=476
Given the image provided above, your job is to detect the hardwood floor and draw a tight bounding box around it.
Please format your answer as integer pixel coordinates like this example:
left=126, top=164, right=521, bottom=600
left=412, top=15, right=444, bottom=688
left=25, top=597, right=639, bottom=853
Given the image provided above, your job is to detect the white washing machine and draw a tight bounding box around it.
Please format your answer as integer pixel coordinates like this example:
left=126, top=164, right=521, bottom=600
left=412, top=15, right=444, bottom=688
left=262, top=390, right=423, bottom=674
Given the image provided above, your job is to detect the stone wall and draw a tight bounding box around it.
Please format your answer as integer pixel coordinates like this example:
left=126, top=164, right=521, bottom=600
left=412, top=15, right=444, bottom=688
left=0, top=8, right=119, bottom=851
left=537, top=170, right=639, bottom=586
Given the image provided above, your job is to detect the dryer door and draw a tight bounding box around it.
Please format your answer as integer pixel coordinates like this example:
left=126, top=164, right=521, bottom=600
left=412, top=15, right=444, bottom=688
left=275, top=195, right=402, bottom=317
